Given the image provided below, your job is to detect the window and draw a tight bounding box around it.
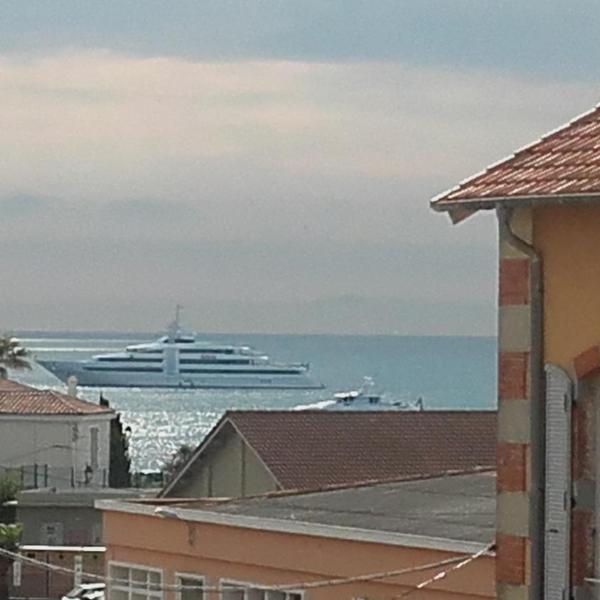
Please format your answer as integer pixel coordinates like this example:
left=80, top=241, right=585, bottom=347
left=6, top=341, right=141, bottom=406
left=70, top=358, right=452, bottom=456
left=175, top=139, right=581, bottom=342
left=220, top=581, right=303, bottom=600
left=97, top=356, right=163, bottom=362
left=84, top=366, right=163, bottom=372
left=90, top=427, right=99, bottom=470
left=109, top=562, right=163, bottom=600
left=175, top=573, right=204, bottom=600
left=40, top=522, right=64, bottom=545
left=179, top=359, right=251, bottom=365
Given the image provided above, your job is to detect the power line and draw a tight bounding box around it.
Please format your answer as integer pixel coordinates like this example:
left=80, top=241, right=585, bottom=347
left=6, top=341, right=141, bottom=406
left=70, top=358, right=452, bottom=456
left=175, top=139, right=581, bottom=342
left=0, top=543, right=492, bottom=594
left=272, top=550, right=488, bottom=592
left=394, top=542, right=494, bottom=598
left=1, top=444, right=73, bottom=464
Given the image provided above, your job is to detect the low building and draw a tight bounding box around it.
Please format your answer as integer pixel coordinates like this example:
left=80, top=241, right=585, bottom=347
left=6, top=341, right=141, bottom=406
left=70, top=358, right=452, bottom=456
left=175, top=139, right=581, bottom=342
left=17, top=487, right=156, bottom=546
left=99, top=470, right=496, bottom=599
left=0, top=379, right=114, bottom=488
left=11, top=545, right=105, bottom=600
left=161, top=409, right=496, bottom=498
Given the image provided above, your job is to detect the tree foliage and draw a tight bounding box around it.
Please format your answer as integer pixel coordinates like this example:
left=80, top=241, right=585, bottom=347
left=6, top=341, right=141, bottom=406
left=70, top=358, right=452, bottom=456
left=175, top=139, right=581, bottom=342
left=109, top=413, right=132, bottom=488
left=0, top=476, right=20, bottom=506
left=0, top=523, right=21, bottom=552
left=97, top=394, right=132, bottom=488
left=161, top=444, right=194, bottom=483
left=0, top=336, right=30, bottom=379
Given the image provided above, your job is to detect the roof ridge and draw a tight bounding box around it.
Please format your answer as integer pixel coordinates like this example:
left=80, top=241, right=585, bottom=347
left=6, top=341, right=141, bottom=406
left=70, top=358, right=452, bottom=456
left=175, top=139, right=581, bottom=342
left=0, top=380, right=31, bottom=390
left=50, top=390, right=84, bottom=408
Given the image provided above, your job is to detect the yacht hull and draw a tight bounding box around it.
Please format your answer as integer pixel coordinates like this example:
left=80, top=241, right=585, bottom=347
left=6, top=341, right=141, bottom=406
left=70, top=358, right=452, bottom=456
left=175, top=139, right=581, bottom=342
left=37, top=360, right=323, bottom=390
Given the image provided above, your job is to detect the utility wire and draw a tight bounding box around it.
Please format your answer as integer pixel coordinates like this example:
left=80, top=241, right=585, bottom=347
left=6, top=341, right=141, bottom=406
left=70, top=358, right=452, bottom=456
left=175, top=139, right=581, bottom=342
left=1, top=444, right=73, bottom=464
left=0, top=544, right=492, bottom=594
left=394, top=542, right=494, bottom=598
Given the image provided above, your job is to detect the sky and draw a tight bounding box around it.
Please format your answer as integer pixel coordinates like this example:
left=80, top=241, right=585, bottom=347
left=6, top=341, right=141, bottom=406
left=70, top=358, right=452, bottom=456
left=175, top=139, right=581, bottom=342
left=2, top=1, right=600, bottom=335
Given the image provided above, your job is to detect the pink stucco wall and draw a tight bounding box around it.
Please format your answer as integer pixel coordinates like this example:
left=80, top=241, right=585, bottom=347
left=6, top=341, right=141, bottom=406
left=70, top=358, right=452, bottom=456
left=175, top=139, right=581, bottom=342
left=103, top=509, right=495, bottom=599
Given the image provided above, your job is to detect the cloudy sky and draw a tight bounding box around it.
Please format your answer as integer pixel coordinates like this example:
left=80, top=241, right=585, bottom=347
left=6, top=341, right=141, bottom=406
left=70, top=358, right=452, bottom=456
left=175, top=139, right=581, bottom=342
left=2, top=1, right=600, bottom=334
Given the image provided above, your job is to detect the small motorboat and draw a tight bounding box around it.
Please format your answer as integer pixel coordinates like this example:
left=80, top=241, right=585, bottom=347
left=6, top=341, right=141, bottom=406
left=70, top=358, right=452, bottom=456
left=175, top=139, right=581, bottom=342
left=391, top=397, right=424, bottom=410
left=334, top=376, right=382, bottom=405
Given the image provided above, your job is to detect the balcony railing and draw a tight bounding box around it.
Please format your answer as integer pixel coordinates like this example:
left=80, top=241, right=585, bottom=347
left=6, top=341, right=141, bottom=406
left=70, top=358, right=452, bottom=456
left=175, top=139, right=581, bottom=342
left=0, top=464, right=108, bottom=489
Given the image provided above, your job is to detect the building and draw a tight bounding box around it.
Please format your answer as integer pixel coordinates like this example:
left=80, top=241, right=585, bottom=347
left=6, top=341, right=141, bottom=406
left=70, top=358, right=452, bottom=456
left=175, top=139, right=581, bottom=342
left=16, top=487, right=156, bottom=546
left=431, top=102, right=600, bottom=600
left=11, top=545, right=105, bottom=600
left=0, top=379, right=114, bottom=488
left=161, top=409, right=496, bottom=498
left=99, top=470, right=496, bottom=599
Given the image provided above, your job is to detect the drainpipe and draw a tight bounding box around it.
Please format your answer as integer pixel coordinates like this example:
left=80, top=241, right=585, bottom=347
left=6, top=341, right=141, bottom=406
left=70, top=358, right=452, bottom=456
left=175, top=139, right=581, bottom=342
left=497, top=206, right=545, bottom=600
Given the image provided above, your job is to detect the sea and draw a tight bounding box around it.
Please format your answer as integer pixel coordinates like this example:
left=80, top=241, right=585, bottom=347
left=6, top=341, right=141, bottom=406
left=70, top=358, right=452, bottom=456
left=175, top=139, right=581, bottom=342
left=12, top=331, right=496, bottom=472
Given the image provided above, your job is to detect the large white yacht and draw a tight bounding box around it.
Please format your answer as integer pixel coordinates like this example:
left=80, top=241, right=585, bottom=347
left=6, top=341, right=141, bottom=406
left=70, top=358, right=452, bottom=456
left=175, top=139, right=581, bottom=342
left=37, top=311, right=322, bottom=390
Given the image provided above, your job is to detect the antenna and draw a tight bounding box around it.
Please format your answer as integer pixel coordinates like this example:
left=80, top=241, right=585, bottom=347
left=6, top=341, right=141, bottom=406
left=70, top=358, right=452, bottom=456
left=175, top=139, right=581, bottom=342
left=167, top=304, right=183, bottom=342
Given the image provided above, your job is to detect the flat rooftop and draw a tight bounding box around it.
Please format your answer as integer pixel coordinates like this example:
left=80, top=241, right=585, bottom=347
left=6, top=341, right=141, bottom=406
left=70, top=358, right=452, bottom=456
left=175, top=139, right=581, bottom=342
left=18, top=487, right=158, bottom=506
left=172, top=470, right=496, bottom=546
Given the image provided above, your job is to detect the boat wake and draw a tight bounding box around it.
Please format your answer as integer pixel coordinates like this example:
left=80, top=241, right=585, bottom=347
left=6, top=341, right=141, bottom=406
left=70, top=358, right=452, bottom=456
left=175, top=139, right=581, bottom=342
left=292, top=399, right=337, bottom=411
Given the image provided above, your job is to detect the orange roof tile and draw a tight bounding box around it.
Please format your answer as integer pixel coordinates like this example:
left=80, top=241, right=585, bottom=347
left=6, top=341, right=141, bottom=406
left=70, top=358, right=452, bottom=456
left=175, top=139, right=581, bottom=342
left=432, top=104, right=600, bottom=214
left=0, top=379, right=30, bottom=392
left=227, top=410, right=496, bottom=489
left=0, top=380, right=113, bottom=416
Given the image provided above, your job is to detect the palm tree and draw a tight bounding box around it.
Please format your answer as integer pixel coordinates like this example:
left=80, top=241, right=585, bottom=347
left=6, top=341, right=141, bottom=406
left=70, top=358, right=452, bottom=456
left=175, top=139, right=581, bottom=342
left=0, top=523, right=21, bottom=600
left=0, top=337, right=30, bottom=380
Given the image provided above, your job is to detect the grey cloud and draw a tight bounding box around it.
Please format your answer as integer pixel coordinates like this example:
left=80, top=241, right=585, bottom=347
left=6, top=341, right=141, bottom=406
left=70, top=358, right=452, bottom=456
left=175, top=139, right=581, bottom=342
left=0, top=193, right=58, bottom=218
left=98, top=199, right=182, bottom=221
left=2, top=1, right=600, bottom=82
left=2, top=54, right=583, bottom=334
left=0, top=234, right=496, bottom=334
left=0, top=293, right=493, bottom=337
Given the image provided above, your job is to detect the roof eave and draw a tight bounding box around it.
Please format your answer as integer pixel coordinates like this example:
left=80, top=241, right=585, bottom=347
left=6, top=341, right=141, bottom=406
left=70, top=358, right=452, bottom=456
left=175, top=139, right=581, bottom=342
left=431, top=192, right=600, bottom=224
left=96, top=498, right=492, bottom=555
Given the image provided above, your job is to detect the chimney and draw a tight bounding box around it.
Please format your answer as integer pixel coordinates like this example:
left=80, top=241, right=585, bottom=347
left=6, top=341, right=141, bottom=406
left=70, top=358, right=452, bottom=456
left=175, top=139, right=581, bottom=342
left=67, top=375, right=78, bottom=397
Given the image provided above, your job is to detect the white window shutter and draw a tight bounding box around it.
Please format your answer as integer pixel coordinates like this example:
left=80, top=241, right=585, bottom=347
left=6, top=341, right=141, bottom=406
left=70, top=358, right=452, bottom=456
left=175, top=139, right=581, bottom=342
left=544, top=364, right=573, bottom=600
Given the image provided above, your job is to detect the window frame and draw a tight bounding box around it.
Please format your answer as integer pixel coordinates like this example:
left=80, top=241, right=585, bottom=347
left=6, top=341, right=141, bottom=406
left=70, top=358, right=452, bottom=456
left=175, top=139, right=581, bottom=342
left=219, top=578, right=304, bottom=600
left=108, top=560, right=164, bottom=600
left=175, top=571, right=205, bottom=600
left=40, top=521, right=64, bottom=545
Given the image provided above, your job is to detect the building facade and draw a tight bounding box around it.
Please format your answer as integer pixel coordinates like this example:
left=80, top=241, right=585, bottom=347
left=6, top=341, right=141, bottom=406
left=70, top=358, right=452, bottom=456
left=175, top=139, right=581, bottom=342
left=17, top=487, right=155, bottom=546
left=100, top=471, right=496, bottom=600
left=0, top=380, right=114, bottom=488
left=11, top=545, right=105, bottom=600
left=432, top=104, right=600, bottom=600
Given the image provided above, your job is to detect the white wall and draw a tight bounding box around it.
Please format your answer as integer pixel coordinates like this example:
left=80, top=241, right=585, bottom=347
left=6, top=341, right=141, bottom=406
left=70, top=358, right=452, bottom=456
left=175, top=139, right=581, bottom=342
left=0, top=415, right=113, bottom=488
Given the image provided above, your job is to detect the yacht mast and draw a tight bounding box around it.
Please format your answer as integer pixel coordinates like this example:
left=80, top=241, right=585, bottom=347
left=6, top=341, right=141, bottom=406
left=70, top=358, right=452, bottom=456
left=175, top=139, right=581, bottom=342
left=167, top=304, right=183, bottom=342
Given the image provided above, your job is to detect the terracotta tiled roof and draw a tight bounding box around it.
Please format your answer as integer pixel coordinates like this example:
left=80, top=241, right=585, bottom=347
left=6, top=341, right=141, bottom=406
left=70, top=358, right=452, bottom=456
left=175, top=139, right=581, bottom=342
left=227, top=411, right=496, bottom=489
left=432, top=104, right=600, bottom=212
left=177, top=410, right=495, bottom=492
left=0, top=379, right=30, bottom=392
left=0, top=380, right=113, bottom=416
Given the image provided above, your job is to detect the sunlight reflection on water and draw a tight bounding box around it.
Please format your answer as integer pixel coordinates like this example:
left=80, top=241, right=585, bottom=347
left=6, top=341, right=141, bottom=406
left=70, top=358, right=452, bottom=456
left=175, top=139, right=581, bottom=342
left=16, top=331, right=495, bottom=470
